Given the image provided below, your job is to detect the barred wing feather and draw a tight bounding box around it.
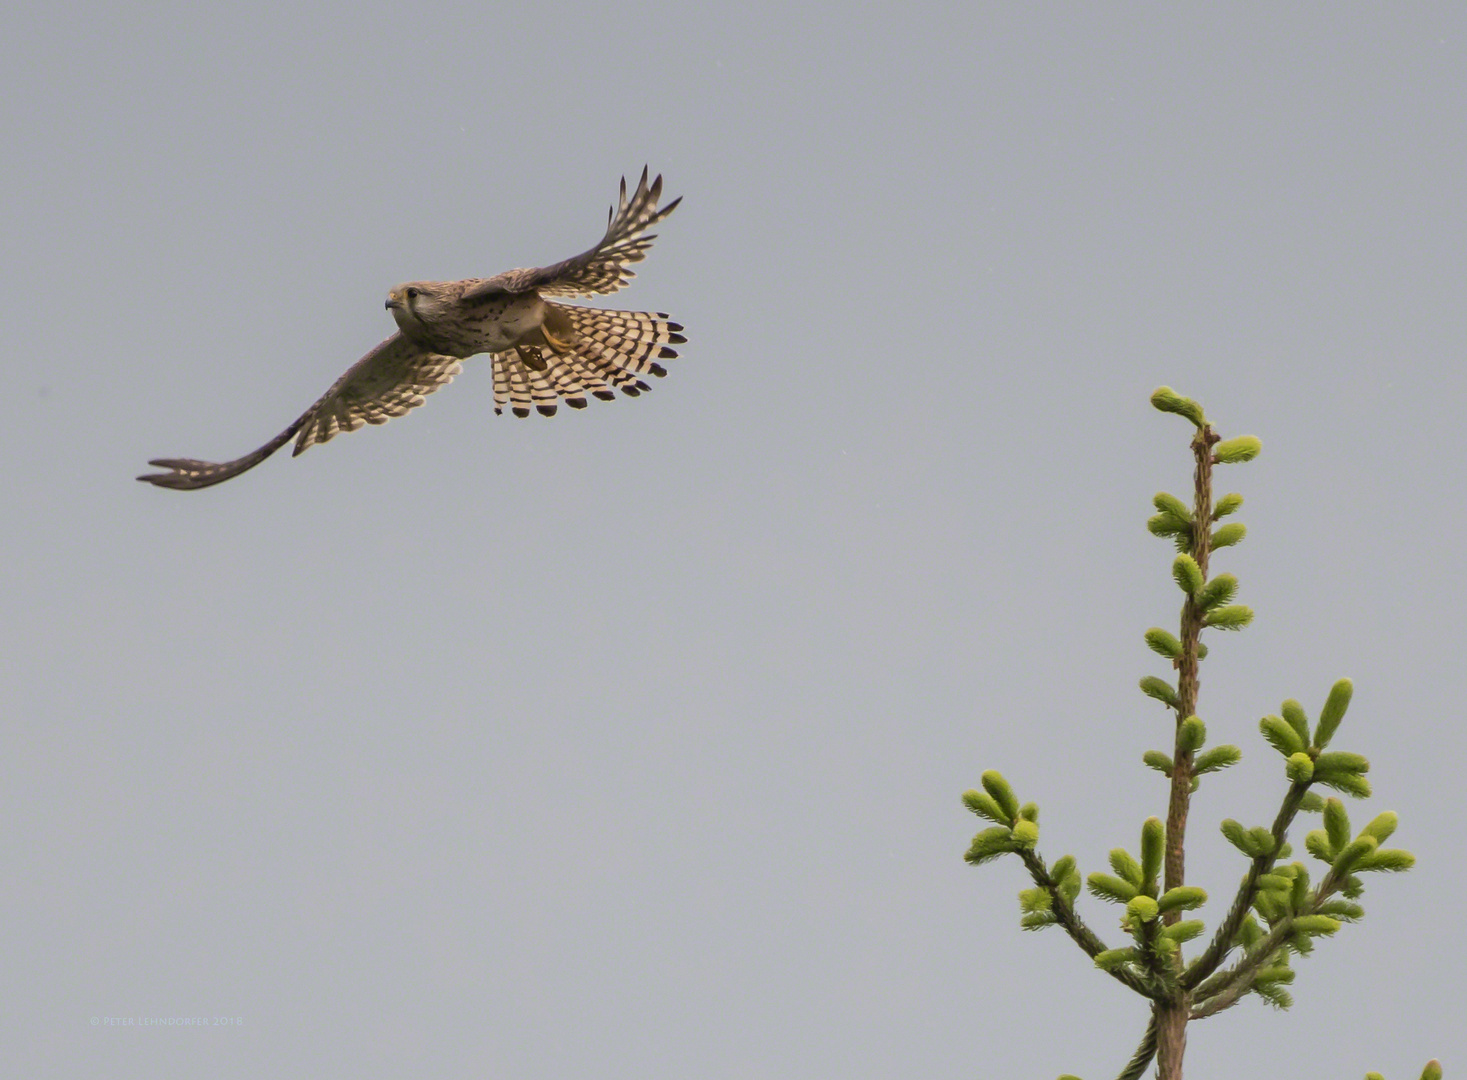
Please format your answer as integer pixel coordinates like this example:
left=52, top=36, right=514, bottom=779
left=138, top=334, right=460, bottom=490
left=467, top=168, right=681, bottom=300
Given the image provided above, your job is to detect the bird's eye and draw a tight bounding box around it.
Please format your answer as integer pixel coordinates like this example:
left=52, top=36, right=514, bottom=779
left=405, top=287, right=420, bottom=299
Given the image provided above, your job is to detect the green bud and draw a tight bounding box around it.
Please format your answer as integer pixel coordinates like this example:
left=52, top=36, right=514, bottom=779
left=1094, top=947, right=1138, bottom=971
left=1252, top=965, right=1296, bottom=987
left=1155, top=935, right=1179, bottom=959
left=1019, top=802, right=1039, bottom=823
left=1314, top=678, right=1353, bottom=747
left=1260, top=715, right=1305, bottom=757
left=1140, top=818, right=1164, bottom=886
left=1236, top=913, right=1262, bottom=947
left=1050, top=855, right=1076, bottom=883
left=965, top=826, right=1017, bottom=865
left=1109, top=848, right=1144, bottom=888
left=1147, top=513, right=1191, bottom=540
left=1304, top=829, right=1334, bottom=863
left=962, top=788, right=1009, bottom=824
left=1323, top=798, right=1351, bottom=853
left=1161, top=919, right=1206, bottom=943
left=1355, top=848, right=1415, bottom=873
left=1010, top=819, right=1040, bottom=848
left=1281, top=699, right=1311, bottom=744
left=1087, top=872, right=1139, bottom=903
left=1360, top=811, right=1397, bottom=843
left=1285, top=752, right=1314, bottom=783
left=1214, top=435, right=1262, bottom=463
left=1316, top=771, right=1372, bottom=798
left=1195, top=745, right=1241, bottom=775
left=1059, top=870, right=1081, bottom=904
left=1178, top=715, right=1206, bottom=752
left=1127, top=895, right=1160, bottom=923
left=1213, top=492, right=1244, bottom=518
left=1247, top=826, right=1276, bottom=856
left=1422, top=1060, right=1444, bottom=1080
left=1253, top=982, right=1294, bottom=1009
left=1197, top=573, right=1239, bottom=610
left=1299, top=792, right=1326, bottom=812
left=1211, top=522, right=1247, bottom=548
left=1257, top=873, right=1292, bottom=893
left=1144, top=627, right=1183, bottom=659
left=1143, top=750, right=1174, bottom=776
left=1314, top=751, right=1370, bottom=777
left=981, top=770, right=1020, bottom=820
left=1291, top=914, right=1341, bottom=936
left=1019, top=886, right=1052, bottom=914
left=1157, top=885, right=1207, bottom=913
left=1220, top=818, right=1254, bottom=855
left=1289, top=930, right=1318, bottom=955
left=1315, top=899, right=1364, bottom=921
left=1290, top=863, right=1311, bottom=910
left=1019, top=911, right=1058, bottom=930
left=1253, top=891, right=1284, bottom=923
left=1333, top=835, right=1379, bottom=874
left=1150, top=386, right=1206, bottom=426
left=1205, top=604, right=1254, bottom=630
left=1153, top=491, right=1192, bottom=522
left=1173, top=554, right=1204, bottom=596
left=1140, top=676, right=1180, bottom=708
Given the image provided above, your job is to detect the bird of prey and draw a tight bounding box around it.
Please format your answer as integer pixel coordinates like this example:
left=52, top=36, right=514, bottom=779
left=139, top=168, right=685, bottom=490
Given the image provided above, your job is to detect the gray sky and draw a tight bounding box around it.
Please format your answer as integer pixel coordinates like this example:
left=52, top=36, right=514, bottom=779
left=3, top=4, right=1464, bottom=1077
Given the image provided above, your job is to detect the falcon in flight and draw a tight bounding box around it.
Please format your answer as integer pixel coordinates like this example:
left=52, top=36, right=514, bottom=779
left=139, top=168, right=685, bottom=490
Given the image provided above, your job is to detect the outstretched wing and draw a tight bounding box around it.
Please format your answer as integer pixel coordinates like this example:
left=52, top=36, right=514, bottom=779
left=290, top=333, right=462, bottom=453
left=464, top=167, right=681, bottom=301
left=138, top=334, right=462, bottom=490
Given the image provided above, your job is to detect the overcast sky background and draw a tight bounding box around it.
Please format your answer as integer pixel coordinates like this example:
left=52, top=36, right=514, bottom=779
left=3, top=4, right=1464, bottom=1078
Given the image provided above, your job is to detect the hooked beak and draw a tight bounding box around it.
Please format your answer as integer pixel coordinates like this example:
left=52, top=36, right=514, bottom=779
left=385, top=294, right=402, bottom=311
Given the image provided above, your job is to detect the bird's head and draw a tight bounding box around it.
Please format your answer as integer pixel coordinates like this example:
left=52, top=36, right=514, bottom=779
left=385, top=281, right=454, bottom=344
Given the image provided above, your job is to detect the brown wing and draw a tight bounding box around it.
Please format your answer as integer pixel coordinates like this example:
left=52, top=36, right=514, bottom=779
left=463, top=168, right=681, bottom=302
left=290, top=333, right=462, bottom=453
left=138, top=333, right=462, bottom=491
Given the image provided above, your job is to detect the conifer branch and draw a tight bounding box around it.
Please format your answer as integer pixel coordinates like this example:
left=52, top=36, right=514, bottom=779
left=1155, top=422, right=1218, bottom=1079
left=1191, top=863, right=1354, bottom=1018
left=1182, top=782, right=1310, bottom=990
left=1163, top=424, right=1219, bottom=903
left=1017, top=850, right=1156, bottom=997
left=958, top=390, right=1427, bottom=1077
left=1189, top=916, right=1295, bottom=1018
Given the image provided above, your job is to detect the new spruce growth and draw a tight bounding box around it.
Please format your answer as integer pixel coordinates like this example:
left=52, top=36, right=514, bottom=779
left=960, top=389, right=1429, bottom=1080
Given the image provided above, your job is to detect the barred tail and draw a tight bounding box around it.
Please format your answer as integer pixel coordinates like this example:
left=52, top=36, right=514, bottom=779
left=489, top=306, right=686, bottom=418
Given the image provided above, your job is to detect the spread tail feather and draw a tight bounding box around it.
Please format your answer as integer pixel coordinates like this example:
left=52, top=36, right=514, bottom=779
left=492, top=306, right=684, bottom=418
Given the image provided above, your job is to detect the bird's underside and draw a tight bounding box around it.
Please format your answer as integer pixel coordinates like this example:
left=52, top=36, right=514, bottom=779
left=140, top=168, right=684, bottom=491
